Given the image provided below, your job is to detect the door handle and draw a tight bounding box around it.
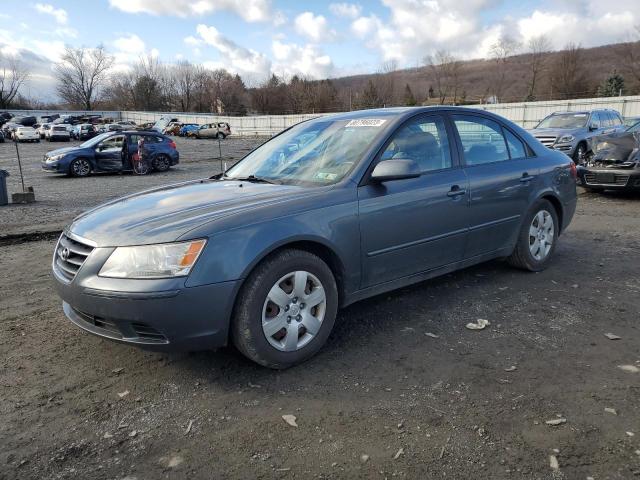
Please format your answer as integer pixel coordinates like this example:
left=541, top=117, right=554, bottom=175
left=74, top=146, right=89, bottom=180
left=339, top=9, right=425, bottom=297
left=447, top=185, right=467, bottom=198
left=519, top=173, right=536, bottom=183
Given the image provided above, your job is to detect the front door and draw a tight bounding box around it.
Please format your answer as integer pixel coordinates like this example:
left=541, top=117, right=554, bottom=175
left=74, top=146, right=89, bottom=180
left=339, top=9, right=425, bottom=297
left=450, top=114, right=541, bottom=258
left=94, top=134, right=125, bottom=171
left=358, top=114, right=469, bottom=288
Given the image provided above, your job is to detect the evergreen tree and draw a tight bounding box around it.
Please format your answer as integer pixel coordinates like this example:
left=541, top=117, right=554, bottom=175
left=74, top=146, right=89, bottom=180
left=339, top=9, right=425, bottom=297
left=359, top=80, right=381, bottom=109
left=597, top=72, right=625, bottom=97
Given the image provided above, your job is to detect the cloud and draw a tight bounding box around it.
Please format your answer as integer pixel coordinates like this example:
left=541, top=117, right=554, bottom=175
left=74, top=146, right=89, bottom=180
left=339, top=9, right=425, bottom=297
left=195, top=24, right=271, bottom=80
left=329, top=3, right=362, bottom=19
left=272, top=40, right=334, bottom=79
left=294, top=12, right=336, bottom=42
left=113, top=33, right=146, bottom=54
left=34, top=3, right=68, bottom=24
left=108, top=0, right=271, bottom=22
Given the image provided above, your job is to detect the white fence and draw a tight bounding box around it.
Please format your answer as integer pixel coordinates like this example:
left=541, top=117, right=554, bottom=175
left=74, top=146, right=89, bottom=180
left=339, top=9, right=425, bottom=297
left=8, top=95, right=640, bottom=136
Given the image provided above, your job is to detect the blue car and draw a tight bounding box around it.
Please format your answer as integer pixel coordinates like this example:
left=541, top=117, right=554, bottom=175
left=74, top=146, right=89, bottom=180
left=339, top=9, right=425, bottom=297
left=52, top=107, right=577, bottom=368
left=179, top=124, right=200, bottom=136
left=42, top=131, right=179, bottom=177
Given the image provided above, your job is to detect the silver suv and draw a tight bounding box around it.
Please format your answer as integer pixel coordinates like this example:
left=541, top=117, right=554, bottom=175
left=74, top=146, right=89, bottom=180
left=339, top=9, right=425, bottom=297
left=530, top=109, right=625, bottom=164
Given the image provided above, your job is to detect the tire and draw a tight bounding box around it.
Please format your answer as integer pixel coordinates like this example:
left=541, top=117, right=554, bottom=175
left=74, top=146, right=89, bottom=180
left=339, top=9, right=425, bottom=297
left=69, top=158, right=91, bottom=177
left=217, top=132, right=225, bottom=139
left=152, top=154, right=171, bottom=172
left=508, top=199, right=559, bottom=272
left=573, top=143, right=587, bottom=165
left=231, top=249, right=339, bottom=369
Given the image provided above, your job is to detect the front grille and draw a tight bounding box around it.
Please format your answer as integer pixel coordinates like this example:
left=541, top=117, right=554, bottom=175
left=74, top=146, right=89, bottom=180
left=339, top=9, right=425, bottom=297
left=534, top=135, right=557, bottom=148
left=584, top=173, right=630, bottom=186
left=54, top=233, right=94, bottom=282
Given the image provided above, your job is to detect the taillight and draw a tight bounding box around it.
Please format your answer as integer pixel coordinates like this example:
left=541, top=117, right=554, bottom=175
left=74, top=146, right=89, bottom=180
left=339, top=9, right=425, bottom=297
left=569, top=161, right=577, bottom=179
left=169, top=140, right=177, bottom=149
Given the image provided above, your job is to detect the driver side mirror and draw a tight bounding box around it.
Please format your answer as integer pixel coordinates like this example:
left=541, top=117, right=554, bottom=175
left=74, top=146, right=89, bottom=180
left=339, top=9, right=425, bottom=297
left=370, top=159, right=421, bottom=183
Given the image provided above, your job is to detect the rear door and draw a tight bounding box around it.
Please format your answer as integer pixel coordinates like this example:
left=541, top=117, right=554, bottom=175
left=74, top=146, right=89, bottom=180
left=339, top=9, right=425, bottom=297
left=451, top=114, right=540, bottom=258
left=358, top=114, right=469, bottom=287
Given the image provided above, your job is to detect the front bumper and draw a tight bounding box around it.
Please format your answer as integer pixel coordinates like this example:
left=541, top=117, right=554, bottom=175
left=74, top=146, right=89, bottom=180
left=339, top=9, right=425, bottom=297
left=577, top=166, right=640, bottom=190
left=53, top=238, right=240, bottom=352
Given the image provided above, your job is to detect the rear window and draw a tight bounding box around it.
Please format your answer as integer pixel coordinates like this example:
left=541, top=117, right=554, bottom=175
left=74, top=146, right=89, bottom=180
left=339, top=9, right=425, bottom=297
left=53, top=126, right=67, bottom=132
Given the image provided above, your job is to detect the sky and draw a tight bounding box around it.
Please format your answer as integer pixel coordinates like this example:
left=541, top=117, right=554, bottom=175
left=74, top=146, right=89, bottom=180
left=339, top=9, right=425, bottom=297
left=1, top=0, right=639, bottom=101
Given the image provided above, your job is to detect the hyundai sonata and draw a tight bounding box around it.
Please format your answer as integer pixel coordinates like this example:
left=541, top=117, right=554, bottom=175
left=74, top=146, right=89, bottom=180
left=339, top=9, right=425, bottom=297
left=53, top=107, right=577, bottom=368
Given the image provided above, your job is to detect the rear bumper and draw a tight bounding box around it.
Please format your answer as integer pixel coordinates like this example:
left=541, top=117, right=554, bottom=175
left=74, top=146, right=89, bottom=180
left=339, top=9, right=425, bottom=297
left=577, top=166, right=640, bottom=190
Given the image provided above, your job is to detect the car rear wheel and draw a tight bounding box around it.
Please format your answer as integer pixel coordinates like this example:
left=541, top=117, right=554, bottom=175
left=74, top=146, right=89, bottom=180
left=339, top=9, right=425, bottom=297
left=152, top=154, right=171, bottom=172
left=217, top=132, right=225, bottom=139
left=231, top=249, right=338, bottom=369
left=69, top=158, right=91, bottom=177
left=508, top=199, right=559, bottom=272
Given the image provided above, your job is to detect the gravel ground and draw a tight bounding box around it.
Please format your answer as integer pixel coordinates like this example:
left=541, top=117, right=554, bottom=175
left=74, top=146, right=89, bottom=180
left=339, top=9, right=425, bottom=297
left=1, top=137, right=639, bottom=479
left=0, top=136, right=265, bottom=236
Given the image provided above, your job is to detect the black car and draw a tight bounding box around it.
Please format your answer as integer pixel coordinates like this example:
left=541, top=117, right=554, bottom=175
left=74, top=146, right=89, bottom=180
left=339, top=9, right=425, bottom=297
left=15, top=116, right=37, bottom=127
left=0, top=130, right=4, bottom=143
left=578, top=120, right=640, bottom=191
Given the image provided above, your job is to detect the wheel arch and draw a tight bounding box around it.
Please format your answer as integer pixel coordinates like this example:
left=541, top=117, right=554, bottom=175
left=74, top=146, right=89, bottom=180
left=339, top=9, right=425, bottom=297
left=539, top=193, right=564, bottom=233
left=237, top=237, right=347, bottom=307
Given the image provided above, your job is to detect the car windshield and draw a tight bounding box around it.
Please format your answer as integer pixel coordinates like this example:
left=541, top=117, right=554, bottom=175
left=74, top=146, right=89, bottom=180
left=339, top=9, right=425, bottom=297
left=225, top=117, right=388, bottom=186
left=80, top=132, right=115, bottom=148
left=537, top=113, right=589, bottom=129
left=626, top=121, right=640, bottom=132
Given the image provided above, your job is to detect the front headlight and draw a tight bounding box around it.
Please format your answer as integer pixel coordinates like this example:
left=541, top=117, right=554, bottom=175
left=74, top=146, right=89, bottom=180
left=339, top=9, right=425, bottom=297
left=558, top=135, right=574, bottom=143
left=47, top=154, right=63, bottom=163
left=99, top=239, right=206, bottom=279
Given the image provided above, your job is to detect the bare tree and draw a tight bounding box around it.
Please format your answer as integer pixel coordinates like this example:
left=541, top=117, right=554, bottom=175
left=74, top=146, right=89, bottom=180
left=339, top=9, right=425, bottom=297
left=616, top=26, right=640, bottom=88
left=375, top=59, right=398, bottom=106
left=489, top=35, right=520, bottom=103
left=550, top=43, right=587, bottom=99
left=526, top=35, right=551, bottom=101
left=55, top=46, right=114, bottom=110
left=0, top=54, right=29, bottom=108
left=425, top=50, right=461, bottom=104
left=172, top=60, right=197, bottom=111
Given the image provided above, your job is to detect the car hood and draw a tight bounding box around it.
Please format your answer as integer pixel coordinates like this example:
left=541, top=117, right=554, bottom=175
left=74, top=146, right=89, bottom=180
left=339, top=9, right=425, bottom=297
left=529, top=127, right=583, bottom=138
left=46, top=146, right=88, bottom=157
left=68, top=179, right=309, bottom=247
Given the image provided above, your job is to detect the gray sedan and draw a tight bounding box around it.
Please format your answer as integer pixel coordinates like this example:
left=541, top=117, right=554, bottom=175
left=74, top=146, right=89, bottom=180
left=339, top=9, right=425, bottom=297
left=52, top=107, right=577, bottom=368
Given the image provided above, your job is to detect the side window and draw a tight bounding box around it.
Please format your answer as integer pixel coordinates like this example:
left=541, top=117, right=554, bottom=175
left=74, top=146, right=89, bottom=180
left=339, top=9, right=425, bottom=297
left=590, top=113, right=601, bottom=129
left=602, top=112, right=614, bottom=128
left=380, top=115, right=452, bottom=173
left=452, top=115, right=510, bottom=165
left=611, top=113, right=622, bottom=126
left=98, top=135, right=124, bottom=152
left=504, top=129, right=527, bottom=159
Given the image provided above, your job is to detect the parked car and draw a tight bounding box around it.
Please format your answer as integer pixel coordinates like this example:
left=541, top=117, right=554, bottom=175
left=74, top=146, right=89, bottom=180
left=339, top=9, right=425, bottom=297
left=46, top=125, right=71, bottom=142
left=163, top=122, right=183, bottom=136
left=529, top=109, right=625, bottom=164
left=117, top=120, right=137, bottom=128
left=41, top=114, right=60, bottom=124
left=623, top=116, right=640, bottom=128
left=578, top=120, right=640, bottom=191
left=2, top=122, right=19, bottom=139
left=37, top=123, right=51, bottom=139
left=152, top=116, right=179, bottom=133
left=51, top=107, right=577, bottom=368
left=193, top=122, right=231, bottom=139
left=14, top=115, right=38, bottom=127
left=14, top=126, right=40, bottom=142
left=96, top=124, right=124, bottom=134
left=42, top=130, right=179, bottom=177
left=179, top=123, right=200, bottom=136
left=71, top=124, right=97, bottom=140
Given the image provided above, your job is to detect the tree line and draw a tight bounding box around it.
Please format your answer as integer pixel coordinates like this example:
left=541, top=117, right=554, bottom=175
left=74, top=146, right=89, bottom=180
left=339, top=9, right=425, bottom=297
left=2, top=32, right=640, bottom=114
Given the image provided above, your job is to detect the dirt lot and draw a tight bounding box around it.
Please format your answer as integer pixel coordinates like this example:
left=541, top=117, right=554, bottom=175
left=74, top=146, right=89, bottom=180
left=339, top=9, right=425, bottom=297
left=1, top=137, right=639, bottom=479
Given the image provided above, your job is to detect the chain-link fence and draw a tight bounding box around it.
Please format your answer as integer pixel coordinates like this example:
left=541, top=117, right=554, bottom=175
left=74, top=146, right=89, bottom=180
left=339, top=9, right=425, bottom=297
left=8, top=95, right=640, bottom=137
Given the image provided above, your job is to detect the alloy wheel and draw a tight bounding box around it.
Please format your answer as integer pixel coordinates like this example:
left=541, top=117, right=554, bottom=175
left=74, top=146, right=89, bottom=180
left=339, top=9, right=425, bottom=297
left=262, top=270, right=326, bottom=352
left=529, top=210, right=554, bottom=261
left=72, top=159, right=91, bottom=176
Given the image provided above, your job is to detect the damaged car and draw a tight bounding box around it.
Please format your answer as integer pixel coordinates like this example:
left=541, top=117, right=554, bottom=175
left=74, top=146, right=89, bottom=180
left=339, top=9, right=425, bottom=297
left=578, top=120, right=640, bottom=191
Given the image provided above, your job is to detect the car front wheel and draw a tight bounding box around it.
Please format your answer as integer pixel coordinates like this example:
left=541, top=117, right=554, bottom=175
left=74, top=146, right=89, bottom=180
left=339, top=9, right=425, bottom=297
left=508, top=199, right=559, bottom=272
left=69, top=158, right=91, bottom=177
left=231, top=249, right=338, bottom=369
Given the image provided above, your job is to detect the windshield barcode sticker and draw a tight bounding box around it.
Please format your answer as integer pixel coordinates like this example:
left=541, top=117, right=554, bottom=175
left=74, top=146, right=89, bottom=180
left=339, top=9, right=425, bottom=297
left=346, top=119, right=387, bottom=127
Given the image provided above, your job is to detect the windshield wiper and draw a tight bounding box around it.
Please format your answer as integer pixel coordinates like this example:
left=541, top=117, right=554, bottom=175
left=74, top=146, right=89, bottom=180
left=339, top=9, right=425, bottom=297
left=223, top=174, right=278, bottom=184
